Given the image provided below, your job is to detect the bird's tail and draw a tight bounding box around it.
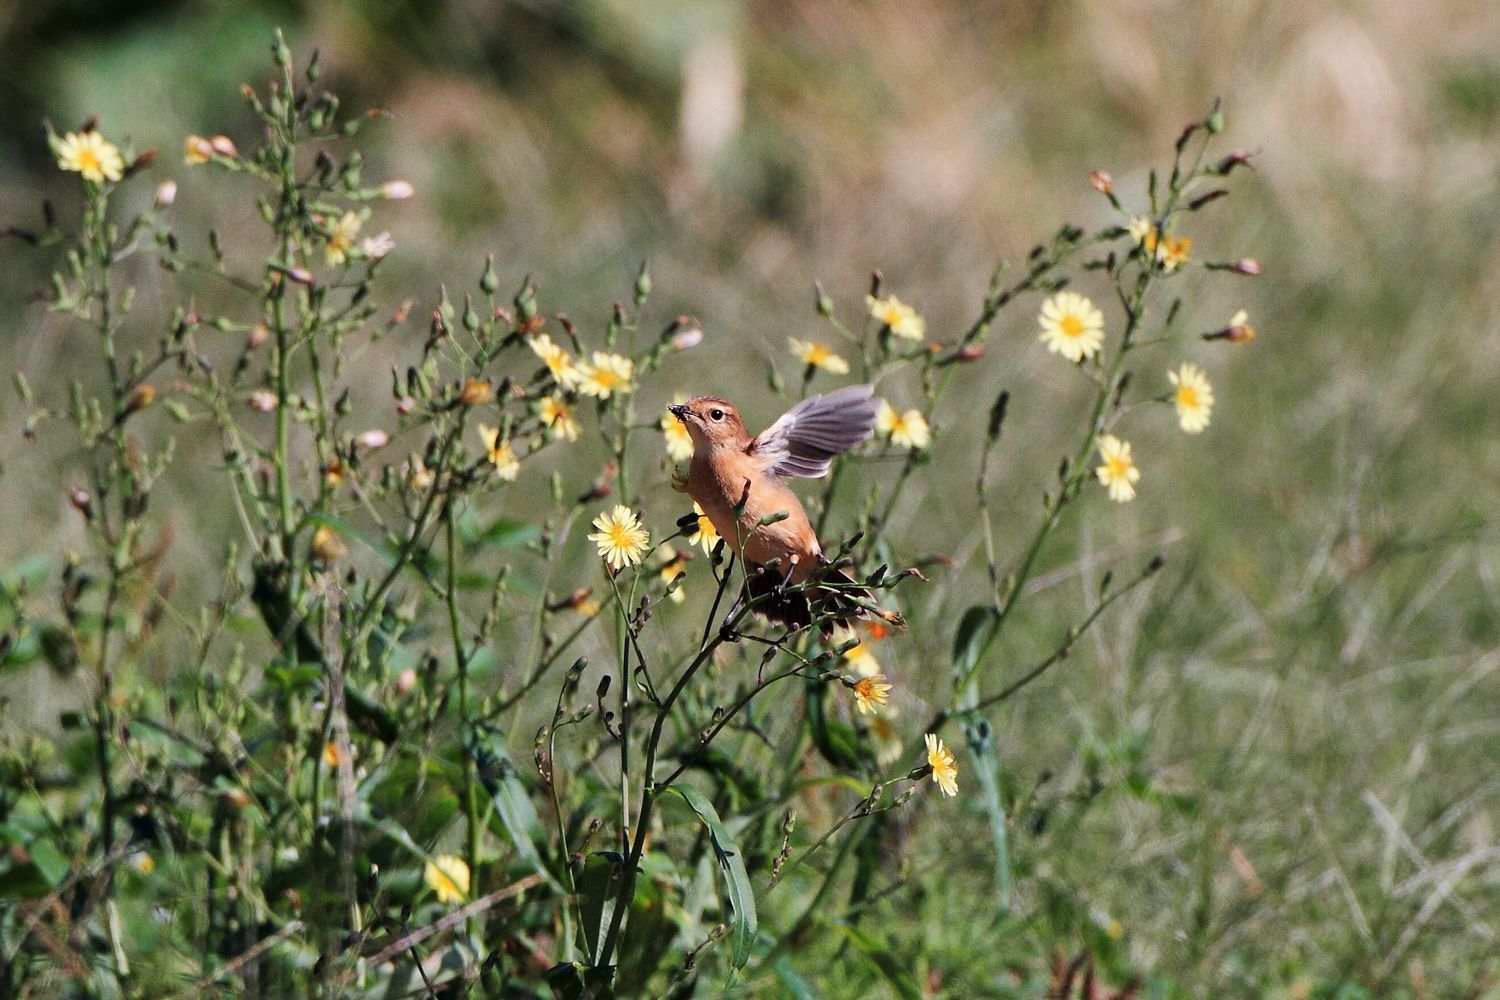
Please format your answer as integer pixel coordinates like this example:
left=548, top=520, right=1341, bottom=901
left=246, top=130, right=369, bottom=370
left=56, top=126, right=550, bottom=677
left=746, top=564, right=904, bottom=638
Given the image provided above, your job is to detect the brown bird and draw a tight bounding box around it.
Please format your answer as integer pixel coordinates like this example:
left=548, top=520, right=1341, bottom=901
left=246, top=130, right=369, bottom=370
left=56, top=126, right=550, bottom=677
left=669, top=385, right=902, bottom=633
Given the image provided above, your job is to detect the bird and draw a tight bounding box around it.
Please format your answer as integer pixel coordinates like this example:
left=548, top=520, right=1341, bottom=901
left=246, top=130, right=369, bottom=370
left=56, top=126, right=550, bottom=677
left=668, top=384, right=903, bottom=634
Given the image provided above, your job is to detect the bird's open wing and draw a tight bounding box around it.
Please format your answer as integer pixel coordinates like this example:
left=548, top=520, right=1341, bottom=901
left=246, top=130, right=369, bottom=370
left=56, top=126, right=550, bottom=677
left=749, top=384, right=880, bottom=478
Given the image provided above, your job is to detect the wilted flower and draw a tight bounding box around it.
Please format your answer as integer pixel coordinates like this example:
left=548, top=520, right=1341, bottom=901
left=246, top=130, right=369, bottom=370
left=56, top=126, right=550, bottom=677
left=184, top=135, right=215, bottom=165
left=688, top=502, right=720, bottom=556
left=380, top=179, right=415, bottom=200
left=1205, top=309, right=1256, bottom=344
left=124, top=384, right=156, bottom=416
left=538, top=395, right=580, bottom=442
left=310, top=525, right=348, bottom=562
left=407, top=456, right=434, bottom=491
left=589, top=505, right=650, bottom=570
left=670, top=325, right=704, bottom=351
left=924, top=733, right=958, bottom=797
left=1089, top=169, right=1113, bottom=194
left=866, top=294, right=925, bottom=340
left=1168, top=362, right=1214, bottom=433
left=1095, top=434, right=1140, bottom=502
left=477, top=424, right=520, bottom=480
left=1038, top=291, right=1105, bottom=363
left=356, top=429, right=390, bottom=450
left=576, top=352, right=635, bottom=399
left=662, top=398, right=693, bottom=462
left=424, top=855, right=469, bottom=904
left=788, top=338, right=850, bottom=374
left=876, top=402, right=930, bottom=450
left=324, top=211, right=362, bottom=266
left=1156, top=234, right=1192, bottom=272
left=361, top=231, right=395, bottom=260
left=458, top=378, right=493, bottom=406
left=56, top=130, right=124, bottom=183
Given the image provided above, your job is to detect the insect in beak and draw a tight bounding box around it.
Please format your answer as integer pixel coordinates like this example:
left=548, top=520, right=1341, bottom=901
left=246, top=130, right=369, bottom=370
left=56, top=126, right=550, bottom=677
left=668, top=404, right=689, bottom=422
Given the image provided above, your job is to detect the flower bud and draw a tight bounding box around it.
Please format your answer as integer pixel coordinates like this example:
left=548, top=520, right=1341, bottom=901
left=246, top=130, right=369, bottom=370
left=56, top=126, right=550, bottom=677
left=380, top=179, right=414, bottom=200
left=153, top=180, right=177, bottom=207
left=670, top=324, right=704, bottom=351
left=1089, top=169, right=1113, bottom=194
left=1203, top=309, right=1256, bottom=344
left=123, top=383, right=156, bottom=416
left=1232, top=257, right=1261, bottom=276
left=247, top=390, right=278, bottom=412
left=184, top=135, right=214, bottom=165
left=209, top=134, right=237, bottom=157
left=396, top=668, right=418, bottom=695
left=68, top=486, right=93, bottom=519
left=955, top=344, right=985, bottom=363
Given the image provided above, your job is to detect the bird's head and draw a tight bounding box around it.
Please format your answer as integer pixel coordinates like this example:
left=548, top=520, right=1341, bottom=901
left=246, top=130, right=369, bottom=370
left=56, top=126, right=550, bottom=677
left=669, top=396, right=749, bottom=451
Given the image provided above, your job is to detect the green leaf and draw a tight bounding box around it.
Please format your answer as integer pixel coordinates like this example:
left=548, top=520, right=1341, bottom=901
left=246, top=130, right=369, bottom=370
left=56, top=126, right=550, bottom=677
left=28, top=838, right=70, bottom=888
left=660, top=783, right=757, bottom=970
left=577, top=851, right=626, bottom=961
left=459, top=510, right=541, bottom=549
left=833, top=924, right=921, bottom=1000
left=964, top=716, right=1012, bottom=917
left=952, top=604, right=998, bottom=680
left=468, top=724, right=550, bottom=879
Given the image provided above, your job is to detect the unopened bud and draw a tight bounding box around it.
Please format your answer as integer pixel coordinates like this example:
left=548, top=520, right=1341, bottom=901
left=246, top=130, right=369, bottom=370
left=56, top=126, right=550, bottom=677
left=955, top=344, right=984, bottom=363
left=153, top=180, right=177, bottom=207
left=209, top=134, right=237, bottom=158
left=246, top=324, right=269, bottom=349
left=396, top=668, right=418, bottom=695
left=68, top=486, right=93, bottom=518
left=247, top=390, right=278, bottom=412
left=814, top=280, right=834, bottom=317
left=1214, top=149, right=1255, bottom=175
left=184, top=135, right=214, bottom=165
left=1089, top=169, right=1113, bottom=194
left=1231, top=257, right=1261, bottom=276
left=380, top=179, right=414, bottom=200
left=1204, top=309, right=1256, bottom=344
left=285, top=267, right=315, bottom=286
left=459, top=378, right=492, bottom=406
left=395, top=395, right=415, bottom=415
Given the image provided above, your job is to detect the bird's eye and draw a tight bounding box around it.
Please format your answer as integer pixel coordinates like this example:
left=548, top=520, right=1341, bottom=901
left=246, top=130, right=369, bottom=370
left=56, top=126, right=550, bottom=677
left=709, top=408, right=724, bottom=421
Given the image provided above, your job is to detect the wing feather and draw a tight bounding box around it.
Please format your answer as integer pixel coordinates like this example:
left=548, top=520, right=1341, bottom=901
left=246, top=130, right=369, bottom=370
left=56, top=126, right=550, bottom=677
left=750, top=384, right=880, bottom=478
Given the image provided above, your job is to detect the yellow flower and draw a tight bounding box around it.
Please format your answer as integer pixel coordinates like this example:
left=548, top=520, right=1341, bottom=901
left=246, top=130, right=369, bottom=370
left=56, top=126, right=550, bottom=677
left=875, top=402, right=931, bottom=450
left=868, top=714, right=903, bottom=767
left=130, top=852, right=156, bottom=875
left=1156, top=234, right=1192, bottom=272
left=866, top=294, right=925, bottom=340
left=662, top=398, right=694, bottom=462
left=322, top=741, right=344, bottom=768
left=56, top=130, right=124, bottom=183
left=477, top=424, right=520, bottom=480
left=576, top=599, right=602, bottom=617
left=925, top=733, right=958, bottom=797
left=1095, top=434, right=1140, bottom=502
left=424, top=855, right=470, bottom=904
left=538, top=395, right=580, bottom=441
left=459, top=378, right=493, bottom=406
left=589, top=505, right=650, bottom=570
left=843, top=636, right=881, bottom=678
left=1038, top=291, right=1106, bottom=363
left=1168, top=362, right=1214, bottom=434
left=324, top=211, right=361, bottom=265
left=1128, top=216, right=1156, bottom=246
left=788, top=338, right=850, bottom=374
left=408, top=456, right=434, bottom=491
left=184, top=135, right=215, bottom=165
left=576, top=352, right=635, bottom=399
left=688, top=502, right=720, bottom=556
left=657, top=545, right=688, bottom=603
left=851, top=673, right=892, bottom=716
left=527, top=333, right=579, bottom=387
left=1206, top=308, right=1257, bottom=344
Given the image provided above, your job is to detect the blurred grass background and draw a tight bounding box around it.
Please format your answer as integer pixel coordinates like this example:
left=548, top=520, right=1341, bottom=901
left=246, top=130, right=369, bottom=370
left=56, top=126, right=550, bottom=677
left=3, top=0, right=1500, bottom=994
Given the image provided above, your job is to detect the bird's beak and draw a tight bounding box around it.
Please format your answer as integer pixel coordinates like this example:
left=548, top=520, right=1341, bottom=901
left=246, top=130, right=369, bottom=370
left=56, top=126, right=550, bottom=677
left=668, top=404, right=689, bottom=423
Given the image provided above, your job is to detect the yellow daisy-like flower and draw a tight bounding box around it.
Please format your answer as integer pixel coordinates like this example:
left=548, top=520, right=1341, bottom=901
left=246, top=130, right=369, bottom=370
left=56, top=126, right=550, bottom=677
left=1095, top=434, right=1140, bottom=502
left=1038, top=291, right=1106, bottom=363
left=1168, top=362, right=1214, bottom=434
left=322, top=741, right=345, bottom=768
left=688, top=502, right=720, bottom=556
left=788, top=338, right=850, bottom=374
left=866, top=294, right=925, bottom=341
left=657, top=545, right=688, bottom=604
left=1156, top=234, right=1192, bottom=272
left=589, top=505, right=650, bottom=570
left=184, top=135, right=214, bottom=166
left=1128, top=216, right=1156, bottom=247
left=662, top=398, right=694, bottom=462
left=424, top=855, right=470, bottom=905
left=527, top=333, right=579, bottom=387
left=925, top=733, right=958, bottom=797
left=576, top=352, right=635, bottom=399
left=324, top=211, right=361, bottom=266
left=851, top=673, right=892, bottom=716
left=56, top=131, right=124, bottom=184
left=842, top=634, right=881, bottom=678
left=868, top=714, right=903, bottom=767
left=875, top=402, right=931, bottom=450
left=538, top=395, right=580, bottom=442
left=477, top=424, right=520, bottom=481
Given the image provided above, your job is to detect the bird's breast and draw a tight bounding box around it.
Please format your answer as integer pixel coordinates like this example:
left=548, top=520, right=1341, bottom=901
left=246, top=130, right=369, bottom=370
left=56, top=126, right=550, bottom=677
left=689, top=451, right=820, bottom=579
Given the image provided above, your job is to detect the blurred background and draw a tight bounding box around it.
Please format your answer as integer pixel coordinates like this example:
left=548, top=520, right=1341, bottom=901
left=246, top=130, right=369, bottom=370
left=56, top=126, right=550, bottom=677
left=3, top=0, right=1500, bottom=993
